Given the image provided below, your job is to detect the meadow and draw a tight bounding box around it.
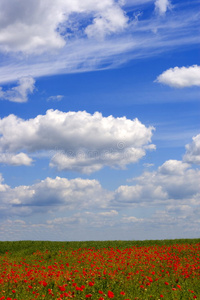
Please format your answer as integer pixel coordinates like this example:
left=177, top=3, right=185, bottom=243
left=0, top=239, right=199, bottom=300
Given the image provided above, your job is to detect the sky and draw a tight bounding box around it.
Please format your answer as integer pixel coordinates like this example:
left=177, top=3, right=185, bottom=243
left=0, top=0, right=200, bottom=241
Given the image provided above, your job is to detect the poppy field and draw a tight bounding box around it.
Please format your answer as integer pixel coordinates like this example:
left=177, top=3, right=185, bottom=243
left=0, top=239, right=200, bottom=300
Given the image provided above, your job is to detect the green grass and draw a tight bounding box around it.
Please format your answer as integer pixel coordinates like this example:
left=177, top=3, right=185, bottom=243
left=0, top=239, right=199, bottom=299
left=0, top=238, right=200, bottom=256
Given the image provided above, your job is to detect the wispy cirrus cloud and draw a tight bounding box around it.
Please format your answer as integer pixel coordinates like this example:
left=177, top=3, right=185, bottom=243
left=0, top=1, right=199, bottom=84
left=47, top=95, right=64, bottom=102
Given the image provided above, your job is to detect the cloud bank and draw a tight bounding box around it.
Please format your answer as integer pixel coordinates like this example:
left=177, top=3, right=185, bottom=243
left=0, top=134, right=200, bottom=217
left=0, top=109, right=155, bottom=173
left=156, top=65, right=200, bottom=88
left=0, top=158, right=199, bottom=239
left=0, top=176, right=111, bottom=218
left=0, top=133, right=200, bottom=240
left=0, top=159, right=199, bottom=218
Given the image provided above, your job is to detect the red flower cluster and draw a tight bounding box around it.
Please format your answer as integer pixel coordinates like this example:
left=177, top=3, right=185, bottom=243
left=0, top=243, right=199, bottom=299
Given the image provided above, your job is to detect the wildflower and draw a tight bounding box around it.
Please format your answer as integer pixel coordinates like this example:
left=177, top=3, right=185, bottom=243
left=99, top=291, right=104, bottom=295
left=108, top=290, right=114, bottom=298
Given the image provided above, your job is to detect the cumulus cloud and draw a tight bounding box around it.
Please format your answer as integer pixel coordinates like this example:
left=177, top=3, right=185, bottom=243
left=0, top=76, right=35, bottom=102
left=156, top=65, right=200, bottom=88
left=155, top=0, right=171, bottom=15
left=0, top=0, right=128, bottom=54
left=0, top=176, right=112, bottom=218
left=0, top=156, right=200, bottom=239
left=85, top=4, right=128, bottom=39
left=183, top=134, right=200, bottom=164
left=0, top=152, right=33, bottom=166
left=1, top=161, right=199, bottom=217
left=0, top=109, right=155, bottom=172
left=114, top=160, right=200, bottom=204
left=0, top=173, right=9, bottom=192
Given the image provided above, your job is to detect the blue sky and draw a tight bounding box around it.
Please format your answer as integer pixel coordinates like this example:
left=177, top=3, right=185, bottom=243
left=0, top=0, right=200, bottom=241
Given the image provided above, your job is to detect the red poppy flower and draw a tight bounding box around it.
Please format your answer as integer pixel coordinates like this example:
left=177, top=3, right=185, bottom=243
left=108, top=290, right=114, bottom=298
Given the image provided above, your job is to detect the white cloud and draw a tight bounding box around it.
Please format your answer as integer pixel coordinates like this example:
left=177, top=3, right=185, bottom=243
left=99, top=210, right=118, bottom=216
left=0, top=109, right=155, bottom=172
left=115, top=185, right=143, bottom=203
left=143, top=163, right=154, bottom=167
left=155, top=0, right=171, bottom=15
left=0, top=76, right=35, bottom=102
left=47, top=95, right=64, bottom=102
left=85, top=4, right=128, bottom=39
left=0, top=155, right=200, bottom=239
left=0, top=0, right=128, bottom=54
left=158, top=159, right=190, bottom=175
left=156, top=65, right=200, bottom=88
left=121, top=216, right=144, bottom=223
left=183, top=134, right=200, bottom=164
left=0, top=173, right=9, bottom=192
left=0, top=2, right=199, bottom=84
left=0, top=152, right=33, bottom=166
left=1, top=160, right=199, bottom=217
left=114, top=160, right=200, bottom=204
left=0, top=176, right=112, bottom=217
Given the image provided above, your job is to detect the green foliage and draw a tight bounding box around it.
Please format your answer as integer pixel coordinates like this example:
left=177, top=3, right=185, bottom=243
left=0, top=238, right=200, bottom=256
left=0, top=239, right=199, bottom=299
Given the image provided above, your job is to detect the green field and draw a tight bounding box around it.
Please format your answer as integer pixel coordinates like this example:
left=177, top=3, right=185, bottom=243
left=0, top=239, right=200, bottom=299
